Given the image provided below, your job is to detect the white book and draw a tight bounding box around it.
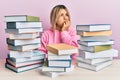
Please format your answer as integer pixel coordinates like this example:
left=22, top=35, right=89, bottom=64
left=80, top=36, right=110, bottom=42
left=7, top=59, right=44, bottom=67
left=76, top=57, right=112, bottom=65
left=9, top=33, right=40, bottom=40
left=76, top=24, right=111, bottom=31
left=5, top=28, right=43, bottom=34
left=10, top=55, right=45, bottom=63
left=80, top=49, right=118, bottom=59
left=7, top=22, right=42, bottom=29
left=6, top=63, right=42, bottom=73
left=40, top=65, right=74, bottom=78
left=8, top=50, right=44, bottom=58
left=48, top=51, right=71, bottom=60
left=78, top=40, right=114, bottom=46
left=8, top=44, right=40, bottom=51
left=48, top=60, right=71, bottom=68
left=9, top=50, right=33, bottom=58
left=78, top=60, right=112, bottom=71
left=7, top=38, right=40, bottom=46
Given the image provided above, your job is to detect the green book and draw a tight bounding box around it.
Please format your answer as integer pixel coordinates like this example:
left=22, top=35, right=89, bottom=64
left=5, top=15, right=40, bottom=22
left=80, top=45, right=112, bottom=52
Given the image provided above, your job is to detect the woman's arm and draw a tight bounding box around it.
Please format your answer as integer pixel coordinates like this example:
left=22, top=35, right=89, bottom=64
left=38, top=32, right=48, bottom=53
left=61, top=27, right=79, bottom=59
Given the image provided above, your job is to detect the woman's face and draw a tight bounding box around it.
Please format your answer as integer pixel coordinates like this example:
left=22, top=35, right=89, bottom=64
left=56, top=9, right=70, bottom=28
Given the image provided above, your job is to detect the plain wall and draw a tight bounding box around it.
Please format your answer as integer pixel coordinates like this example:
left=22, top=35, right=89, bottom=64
left=0, top=0, right=120, bottom=59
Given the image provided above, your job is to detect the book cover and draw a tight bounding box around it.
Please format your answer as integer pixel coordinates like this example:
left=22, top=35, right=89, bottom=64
left=7, top=38, right=40, bottom=46
left=77, top=30, right=112, bottom=36
left=8, top=43, right=40, bottom=51
left=6, top=58, right=44, bottom=68
left=5, top=63, right=42, bottom=73
left=5, top=28, right=43, bottom=34
left=46, top=43, right=78, bottom=55
left=76, top=24, right=111, bottom=31
left=48, top=51, right=71, bottom=60
left=76, top=57, right=112, bottom=65
left=80, top=45, right=112, bottom=52
left=80, top=49, right=118, bottom=59
left=48, top=60, right=71, bottom=68
left=79, top=36, right=110, bottom=42
left=7, top=22, right=42, bottom=29
left=5, top=15, right=40, bottom=22
left=77, top=60, right=112, bottom=71
left=9, top=33, right=40, bottom=40
left=78, top=40, right=114, bottom=46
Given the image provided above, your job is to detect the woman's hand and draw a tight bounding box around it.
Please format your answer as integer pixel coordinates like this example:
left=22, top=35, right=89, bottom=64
left=61, top=20, right=70, bottom=31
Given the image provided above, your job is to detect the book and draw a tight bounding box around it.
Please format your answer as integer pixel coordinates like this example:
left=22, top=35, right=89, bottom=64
left=48, top=60, right=71, bottom=68
left=76, top=24, right=111, bottom=31
left=39, top=65, right=74, bottom=78
left=7, top=38, right=40, bottom=46
left=5, top=28, right=43, bottom=34
left=42, top=62, right=74, bottom=72
left=48, top=51, right=71, bottom=60
left=77, top=60, right=112, bottom=71
left=8, top=43, right=40, bottom=51
left=8, top=52, right=45, bottom=63
left=77, top=30, right=112, bottom=36
left=6, top=58, right=44, bottom=67
left=5, top=63, right=42, bottom=73
left=79, top=36, right=110, bottom=42
left=80, top=45, right=112, bottom=52
left=7, top=22, right=42, bottom=29
left=8, top=50, right=33, bottom=58
left=5, top=15, right=40, bottom=22
left=8, top=50, right=44, bottom=58
left=80, top=49, right=118, bottom=59
left=46, top=43, right=78, bottom=55
left=9, top=33, right=40, bottom=40
left=78, top=40, right=114, bottom=46
left=76, top=57, right=112, bottom=65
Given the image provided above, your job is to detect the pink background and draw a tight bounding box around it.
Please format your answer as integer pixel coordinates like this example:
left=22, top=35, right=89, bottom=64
left=0, top=0, right=120, bottom=59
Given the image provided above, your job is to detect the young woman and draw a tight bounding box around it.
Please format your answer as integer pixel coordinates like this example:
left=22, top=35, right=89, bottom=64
left=38, top=5, right=78, bottom=59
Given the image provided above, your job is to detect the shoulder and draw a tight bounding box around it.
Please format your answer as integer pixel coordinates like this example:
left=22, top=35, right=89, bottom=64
left=42, top=28, right=53, bottom=36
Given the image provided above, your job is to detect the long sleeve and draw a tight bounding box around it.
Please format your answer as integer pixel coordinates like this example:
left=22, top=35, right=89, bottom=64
left=61, top=27, right=79, bottom=59
left=38, top=32, right=48, bottom=53
left=61, top=27, right=78, bottom=47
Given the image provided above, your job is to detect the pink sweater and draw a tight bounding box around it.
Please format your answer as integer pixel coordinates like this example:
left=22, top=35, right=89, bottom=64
left=38, top=27, right=78, bottom=59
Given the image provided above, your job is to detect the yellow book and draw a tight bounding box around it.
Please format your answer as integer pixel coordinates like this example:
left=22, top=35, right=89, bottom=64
left=77, top=30, right=112, bottom=36
left=46, top=43, right=78, bottom=55
left=80, top=45, right=112, bottom=53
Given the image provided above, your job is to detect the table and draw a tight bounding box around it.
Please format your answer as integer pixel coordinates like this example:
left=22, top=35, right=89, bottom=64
left=0, top=59, right=120, bottom=80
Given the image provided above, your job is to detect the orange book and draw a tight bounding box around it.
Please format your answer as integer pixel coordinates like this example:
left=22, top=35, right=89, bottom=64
left=77, top=30, right=112, bottom=36
left=46, top=43, right=78, bottom=55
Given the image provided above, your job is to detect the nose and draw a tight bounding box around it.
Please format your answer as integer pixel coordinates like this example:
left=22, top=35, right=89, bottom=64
left=63, top=15, right=68, bottom=20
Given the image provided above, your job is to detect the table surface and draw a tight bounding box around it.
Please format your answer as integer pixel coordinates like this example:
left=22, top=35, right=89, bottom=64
left=0, top=59, right=120, bottom=80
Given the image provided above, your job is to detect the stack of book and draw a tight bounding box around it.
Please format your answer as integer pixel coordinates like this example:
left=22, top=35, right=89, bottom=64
left=4, top=15, right=45, bottom=73
left=40, top=43, right=78, bottom=78
left=76, top=24, right=118, bottom=71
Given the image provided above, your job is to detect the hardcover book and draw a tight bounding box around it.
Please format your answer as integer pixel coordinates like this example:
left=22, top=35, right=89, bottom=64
left=46, top=43, right=78, bottom=55
left=7, top=22, right=42, bottom=29
left=78, top=60, right=112, bottom=71
left=76, top=24, right=111, bottom=31
left=77, top=30, right=112, bottom=36
left=80, top=45, right=112, bottom=52
left=5, top=28, right=43, bottom=34
left=5, top=15, right=40, bottom=22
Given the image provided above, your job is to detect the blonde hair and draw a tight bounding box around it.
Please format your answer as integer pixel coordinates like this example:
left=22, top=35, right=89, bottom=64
left=50, top=5, right=71, bottom=29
